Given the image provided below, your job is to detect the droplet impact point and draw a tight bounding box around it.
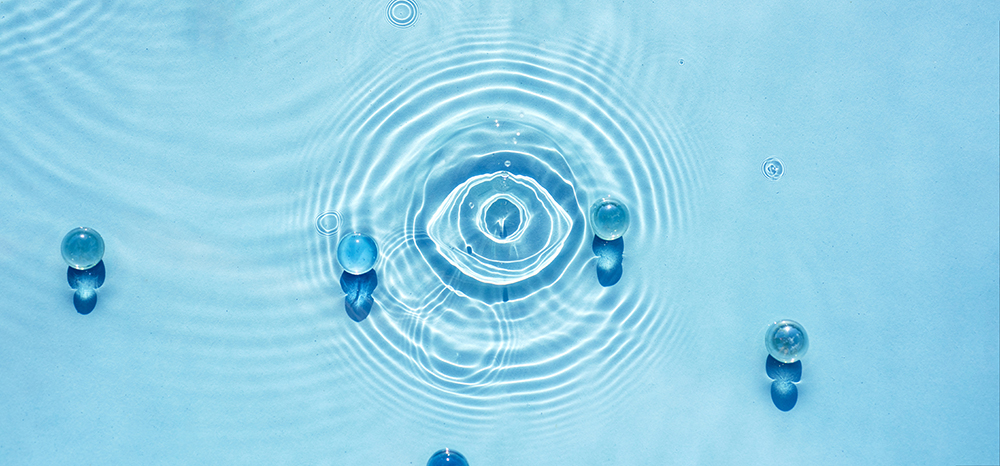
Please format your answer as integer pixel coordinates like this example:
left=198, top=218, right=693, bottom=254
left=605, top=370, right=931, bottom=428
left=337, top=232, right=379, bottom=275
left=61, top=227, right=105, bottom=270
left=765, top=319, right=809, bottom=363
left=590, top=197, right=630, bottom=241
left=427, top=448, right=469, bottom=466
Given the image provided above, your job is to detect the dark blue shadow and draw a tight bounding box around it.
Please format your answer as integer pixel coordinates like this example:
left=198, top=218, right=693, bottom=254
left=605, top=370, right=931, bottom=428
left=592, top=235, right=624, bottom=287
left=765, top=355, right=802, bottom=411
left=340, top=269, right=378, bottom=322
left=427, top=448, right=468, bottom=466
left=67, top=260, right=105, bottom=315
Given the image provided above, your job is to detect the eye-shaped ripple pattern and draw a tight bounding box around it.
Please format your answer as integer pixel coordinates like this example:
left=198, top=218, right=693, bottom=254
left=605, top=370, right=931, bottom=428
left=297, top=23, right=703, bottom=426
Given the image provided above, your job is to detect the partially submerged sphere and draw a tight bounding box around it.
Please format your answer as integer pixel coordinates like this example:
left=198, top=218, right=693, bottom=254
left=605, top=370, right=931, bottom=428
left=61, top=227, right=105, bottom=270
left=427, top=448, right=468, bottom=466
left=765, top=319, right=809, bottom=363
left=337, top=232, right=378, bottom=275
left=590, top=197, right=630, bottom=241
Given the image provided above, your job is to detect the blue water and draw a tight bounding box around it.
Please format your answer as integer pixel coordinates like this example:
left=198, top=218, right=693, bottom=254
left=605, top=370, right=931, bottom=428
left=1, top=1, right=998, bottom=465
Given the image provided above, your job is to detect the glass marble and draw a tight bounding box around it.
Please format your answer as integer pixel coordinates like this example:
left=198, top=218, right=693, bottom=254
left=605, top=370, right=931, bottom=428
left=427, top=448, right=468, bottom=466
left=765, top=319, right=809, bottom=363
left=590, top=197, right=630, bottom=241
left=337, top=232, right=378, bottom=275
left=61, top=227, right=105, bottom=270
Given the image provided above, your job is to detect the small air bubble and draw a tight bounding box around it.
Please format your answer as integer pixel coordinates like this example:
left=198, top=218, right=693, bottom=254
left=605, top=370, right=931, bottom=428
left=504, top=160, right=511, bottom=167
left=679, top=59, right=684, bottom=64
left=761, top=157, right=784, bottom=181
left=316, top=211, right=342, bottom=236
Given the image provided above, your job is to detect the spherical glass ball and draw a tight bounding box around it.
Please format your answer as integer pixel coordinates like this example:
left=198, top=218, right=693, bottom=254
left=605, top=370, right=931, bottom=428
left=590, top=197, right=630, bottom=241
left=765, top=319, right=809, bottom=363
left=337, top=232, right=378, bottom=275
left=61, top=227, right=105, bottom=270
left=427, top=448, right=468, bottom=466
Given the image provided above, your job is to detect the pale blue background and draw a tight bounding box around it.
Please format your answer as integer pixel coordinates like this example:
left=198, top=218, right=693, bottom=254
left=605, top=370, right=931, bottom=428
left=1, top=1, right=997, bottom=465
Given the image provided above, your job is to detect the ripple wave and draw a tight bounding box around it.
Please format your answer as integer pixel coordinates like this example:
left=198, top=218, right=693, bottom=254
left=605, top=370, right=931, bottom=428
left=297, top=24, right=703, bottom=425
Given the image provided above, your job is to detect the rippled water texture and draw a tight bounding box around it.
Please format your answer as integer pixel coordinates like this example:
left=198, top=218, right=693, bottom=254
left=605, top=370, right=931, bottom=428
left=298, top=23, right=703, bottom=424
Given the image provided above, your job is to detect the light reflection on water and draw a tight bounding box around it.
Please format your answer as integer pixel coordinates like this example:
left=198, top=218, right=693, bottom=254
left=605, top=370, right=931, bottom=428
left=298, top=22, right=704, bottom=428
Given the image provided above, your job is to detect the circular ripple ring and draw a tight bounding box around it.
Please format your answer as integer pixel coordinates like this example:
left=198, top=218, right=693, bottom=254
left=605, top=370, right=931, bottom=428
left=385, top=0, right=418, bottom=28
left=298, top=24, right=705, bottom=426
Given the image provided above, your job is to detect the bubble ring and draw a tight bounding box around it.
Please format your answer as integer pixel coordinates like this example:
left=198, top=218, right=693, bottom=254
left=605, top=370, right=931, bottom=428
left=385, top=0, right=418, bottom=28
left=762, top=157, right=784, bottom=181
left=315, top=211, right=342, bottom=236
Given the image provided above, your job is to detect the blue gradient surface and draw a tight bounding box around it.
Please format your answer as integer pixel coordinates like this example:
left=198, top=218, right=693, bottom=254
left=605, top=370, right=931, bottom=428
left=0, top=1, right=996, bottom=465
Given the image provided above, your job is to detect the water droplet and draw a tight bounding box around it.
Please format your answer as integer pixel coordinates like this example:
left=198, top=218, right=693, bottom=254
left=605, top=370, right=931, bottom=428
left=337, top=232, right=379, bottom=275
left=427, top=449, right=468, bottom=466
left=61, top=227, right=105, bottom=270
left=385, top=0, right=418, bottom=28
left=589, top=197, right=630, bottom=241
left=484, top=197, right=522, bottom=240
left=316, top=211, right=342, bottom=236
left=492, top=172, right=512, bottom=191
left=765, top=320, right=809, bottom=363
left=762, top=157, right=783, bottom=181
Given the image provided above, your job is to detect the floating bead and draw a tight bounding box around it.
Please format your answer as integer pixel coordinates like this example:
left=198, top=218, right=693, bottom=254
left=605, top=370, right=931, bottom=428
left=61, top=227, right=104, bottom=270
left=337, top=232, right=378, bottom=275
left=590, top=197, right=630, bottom=241
left=765, top=319, right=809, bottom=363
left=427, top=448, right=468, bottom=466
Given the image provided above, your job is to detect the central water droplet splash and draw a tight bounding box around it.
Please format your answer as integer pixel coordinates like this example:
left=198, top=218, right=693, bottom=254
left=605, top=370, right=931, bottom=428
left=482, top=197, right=522, bottom=240
left=426, top=168, right=572, bottom=286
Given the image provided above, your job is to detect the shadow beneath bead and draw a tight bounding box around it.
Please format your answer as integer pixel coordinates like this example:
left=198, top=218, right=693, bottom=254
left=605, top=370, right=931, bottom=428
left=340, top=269, right=378, bottom=322
left=592, top=235, right=624, bottom=287
left=67, top=260, right=105, bottom=315
left=765, top=355, right=802, bottom=411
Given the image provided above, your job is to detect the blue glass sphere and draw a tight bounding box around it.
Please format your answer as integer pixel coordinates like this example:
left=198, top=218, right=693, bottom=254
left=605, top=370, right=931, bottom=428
left=590, top=197, right=630, bottom=240
left=765, top=319, right=809, bottom=363
left=61, top=227, right=105, bottom=270
left=337, top=232, right=378, bottom=275
left=427, top=448, right=468, bottom=466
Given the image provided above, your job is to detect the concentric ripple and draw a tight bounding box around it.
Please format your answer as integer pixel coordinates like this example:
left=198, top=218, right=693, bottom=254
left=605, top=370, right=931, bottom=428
left=298, top=23, right=703, bottom=423
left=427, top=165, right=573, bottom=286
left=385, top=0, right=418, bottom=28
